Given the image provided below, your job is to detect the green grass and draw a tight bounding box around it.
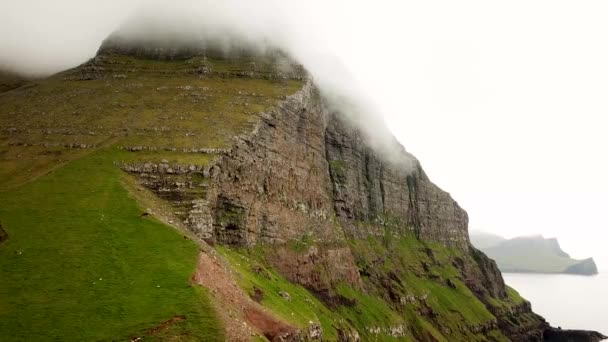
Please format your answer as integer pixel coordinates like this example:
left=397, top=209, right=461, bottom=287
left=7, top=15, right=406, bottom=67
left=218, top=244, right=444, bottom=341
left=506, top=286, right=525, bottom=304
left=0, top=51, right=306, bottom=340
left=0, top=54, right=303, bottom=191
left=334, top=284, right=411, bottom=341
left=391, top=238, right=495, bottom=326
left=0, top=51, right=536, bottom=341
left=217, top=246, right=345, bottom=340
left=218, top=234, right=527, bottom=341
left=0, top=147, right=223, bottom=341
left=349, top=234, right=510, bottom=341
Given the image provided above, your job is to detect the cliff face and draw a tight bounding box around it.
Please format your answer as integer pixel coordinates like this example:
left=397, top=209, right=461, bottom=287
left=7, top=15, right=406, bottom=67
left=324, top=109, right=470, bottom=249
left=120, top=61, right=573, bottom=339
left=2, top=33, right=604, bottom=340
left=144, top=79, right=471, bottom=251
left=198, top=80, right=338, bottom=246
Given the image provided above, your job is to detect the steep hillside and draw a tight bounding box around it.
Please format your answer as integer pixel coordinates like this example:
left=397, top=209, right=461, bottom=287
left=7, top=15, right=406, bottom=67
left=0, top=36, right=605, bottom=341
left=472, top=234, right=599, bottom=276
left=0, top=148, right=224, bottom=341
left=0, top=41, right=302, bottom=341
left=0, top=70, right=28, bottom=94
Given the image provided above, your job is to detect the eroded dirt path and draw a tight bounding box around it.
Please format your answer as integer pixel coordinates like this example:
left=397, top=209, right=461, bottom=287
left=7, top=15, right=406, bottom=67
left=192, top=251, right=298, bottom=342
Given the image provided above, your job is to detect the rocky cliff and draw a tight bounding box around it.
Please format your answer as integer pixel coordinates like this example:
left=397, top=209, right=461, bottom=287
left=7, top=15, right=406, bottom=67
left=112, top=41, right=603, bottom=340
left=122, top=72, right=469, bottom=250
left=1, top=34, right=605, bottom=341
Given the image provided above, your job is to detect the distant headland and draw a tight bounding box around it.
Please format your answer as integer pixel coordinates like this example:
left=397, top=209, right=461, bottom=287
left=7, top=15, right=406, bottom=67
left=471, top=232, right=598, bottom=276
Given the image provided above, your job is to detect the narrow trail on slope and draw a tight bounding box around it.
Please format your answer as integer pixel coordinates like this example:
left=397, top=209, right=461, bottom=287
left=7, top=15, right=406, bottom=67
left=192, top=250, right=299, bottom=342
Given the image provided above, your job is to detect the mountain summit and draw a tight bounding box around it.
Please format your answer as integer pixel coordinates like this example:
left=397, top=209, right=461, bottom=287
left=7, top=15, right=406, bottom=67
left=0, top=30, right=605, bottom=341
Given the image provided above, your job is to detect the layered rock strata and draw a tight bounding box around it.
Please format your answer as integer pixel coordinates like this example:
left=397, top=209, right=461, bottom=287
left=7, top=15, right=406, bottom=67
left=118, top=47, right=604, bottom=341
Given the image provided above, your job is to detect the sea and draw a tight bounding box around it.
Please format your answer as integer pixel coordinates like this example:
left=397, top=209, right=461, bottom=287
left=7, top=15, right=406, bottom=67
left=503, top=272, right=608, bottom=334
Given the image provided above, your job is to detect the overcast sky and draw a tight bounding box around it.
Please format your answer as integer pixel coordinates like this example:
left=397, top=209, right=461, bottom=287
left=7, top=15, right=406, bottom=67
left=2, top=0, right=607, bottom=270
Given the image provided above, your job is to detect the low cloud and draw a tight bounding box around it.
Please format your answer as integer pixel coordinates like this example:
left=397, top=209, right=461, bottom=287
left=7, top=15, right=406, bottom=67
left=0, top=0, right=412, bottom=170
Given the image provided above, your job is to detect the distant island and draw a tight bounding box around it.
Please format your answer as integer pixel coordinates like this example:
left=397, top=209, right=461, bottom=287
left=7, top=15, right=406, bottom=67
left=471, top=232, right=598, bottom=275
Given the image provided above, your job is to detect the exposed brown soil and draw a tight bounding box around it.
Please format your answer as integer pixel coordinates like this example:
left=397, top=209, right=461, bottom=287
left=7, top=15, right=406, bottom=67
left=192, top=251, right=299, bottom=342
left=147, top=315, right=186, bottom=335
left=244, top=307, right=298, bottom=341
left=129, top=315, right=187, bottom=342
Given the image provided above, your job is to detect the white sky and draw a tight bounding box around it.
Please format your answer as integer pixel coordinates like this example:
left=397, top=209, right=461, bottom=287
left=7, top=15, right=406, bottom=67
left=2, top=1, right=607, bottom=270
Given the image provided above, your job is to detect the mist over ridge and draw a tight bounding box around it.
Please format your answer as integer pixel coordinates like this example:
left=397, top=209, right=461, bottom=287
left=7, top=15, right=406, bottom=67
left=94, top=1, right=417, bottom=171
left=3, top=0, right=608, bottom=269
left=2, top=1, right=608, bottom=339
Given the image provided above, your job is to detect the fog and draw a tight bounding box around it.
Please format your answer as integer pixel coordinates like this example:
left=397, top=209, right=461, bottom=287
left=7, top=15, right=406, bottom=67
left=2, top=1, right=608, bottom=270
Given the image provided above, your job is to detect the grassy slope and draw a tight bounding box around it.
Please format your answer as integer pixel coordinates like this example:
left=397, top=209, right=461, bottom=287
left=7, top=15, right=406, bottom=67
left=0, top=52, right=531, bottom=341
left=218, top=246, right=346, bottom=340
left=0, top=50, right=304, bottom=340
left=218, top=245, right=411, bottom=341
left=0, top=70, right=28, bottom=93
left=0, top=52, right=304, bottom=340
left=218, top=233, right=526, bottom=341
left=349, top=235, right=500, bottom=341
left=0, top=54, right=302, bottom=191
left=0, top=147, right=224, bottom=341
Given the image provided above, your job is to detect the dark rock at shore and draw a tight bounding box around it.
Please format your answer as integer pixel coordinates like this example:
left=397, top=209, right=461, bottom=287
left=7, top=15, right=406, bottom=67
left=544, top=327, right=607, bottom=342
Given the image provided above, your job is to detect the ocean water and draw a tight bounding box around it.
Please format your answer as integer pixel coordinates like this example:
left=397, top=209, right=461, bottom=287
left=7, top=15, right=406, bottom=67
left=504, top=272, right=608, bottom=334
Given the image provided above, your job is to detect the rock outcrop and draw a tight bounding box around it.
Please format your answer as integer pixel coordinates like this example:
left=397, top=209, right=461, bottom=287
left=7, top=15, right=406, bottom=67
left=3, top=29, right=605, bottom=340
left=325, top=110, right=470, bottom=249
left=544, top=328, right=607, bottom=342
left=106, top=40, right=604, bottom=340
left=138, top=78, right=471, bottom=251
left=0, top=222, right=7, bottom=243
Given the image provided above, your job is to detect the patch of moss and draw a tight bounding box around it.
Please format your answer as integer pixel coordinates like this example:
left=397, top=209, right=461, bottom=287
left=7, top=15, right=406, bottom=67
left=328, top=159, right=347, bottom=183
left=334, top=283, right=413, bottom=341
left=506, top=286, right=525, bottom=304
left=287, top=233, right=315, bottom=253
left=349, top=234, right=511, bottom=341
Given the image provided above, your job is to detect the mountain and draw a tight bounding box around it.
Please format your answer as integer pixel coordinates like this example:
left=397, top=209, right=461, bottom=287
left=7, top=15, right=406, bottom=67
left=0, top=31, right=605, bottom=341
left=470, top=231, right=506, bottom=249
left=0, top=69, right=29, bottom=93
left=471, top=233, right=599, bottom=275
